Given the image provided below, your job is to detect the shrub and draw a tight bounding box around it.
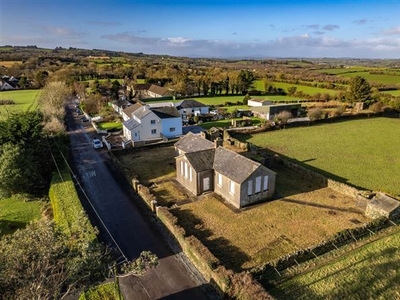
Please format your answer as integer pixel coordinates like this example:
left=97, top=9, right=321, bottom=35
left=369, top=102, right=384, bottom=113
left=307, top=107, right=324, bottom=121
left=276, top=110, right=292, bottom=124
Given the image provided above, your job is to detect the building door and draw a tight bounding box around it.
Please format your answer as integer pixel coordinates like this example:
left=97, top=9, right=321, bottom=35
left=203, top=177, right=210, bottom=191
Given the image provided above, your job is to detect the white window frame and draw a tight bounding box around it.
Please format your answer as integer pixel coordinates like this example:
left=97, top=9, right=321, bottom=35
left=151, top=129, right=157, bottom=134
left=229, top=180, right=235, bottom=195
left=184, top=162, right=188, bottom=178
left=180, top=161, right=184, bottom=175
left=150, top=119, right=156, bottom=125
left=217, top=173, right=222, bottom=186
left=189, top=167, right=192, bottom=181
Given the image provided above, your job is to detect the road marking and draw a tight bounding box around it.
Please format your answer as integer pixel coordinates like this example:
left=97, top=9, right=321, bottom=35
left=82, top=170, right=97, bottom=180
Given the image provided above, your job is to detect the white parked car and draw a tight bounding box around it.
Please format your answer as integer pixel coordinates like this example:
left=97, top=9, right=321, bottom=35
left=92, top=138, right=103, bottom=149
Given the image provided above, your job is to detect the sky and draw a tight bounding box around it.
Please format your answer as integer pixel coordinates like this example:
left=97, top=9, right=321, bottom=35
left=2, top=0, right=400, bottom=59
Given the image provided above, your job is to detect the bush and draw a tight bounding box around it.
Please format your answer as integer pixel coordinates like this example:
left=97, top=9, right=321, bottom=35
left=307, top=107, right=324, bottom=121
left=369, top=102, right=384, bottom=113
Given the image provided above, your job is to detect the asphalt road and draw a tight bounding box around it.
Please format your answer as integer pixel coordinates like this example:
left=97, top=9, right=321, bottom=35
left=65, top=100, right=218, bottom=300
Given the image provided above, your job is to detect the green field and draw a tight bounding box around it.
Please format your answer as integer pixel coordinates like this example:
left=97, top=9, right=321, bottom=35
left=271, top=224, right=400, bottom=299
left=242, top=117, right=400, bottom=195
left=338, top=71, right=400, bottom=85
left=253, top=80, right=339, bottom=96
left=382, top=90, right=400, bottom=96
left=0, top=89, right=41, bottom=119
left=0, top=196, right=45, bottom=236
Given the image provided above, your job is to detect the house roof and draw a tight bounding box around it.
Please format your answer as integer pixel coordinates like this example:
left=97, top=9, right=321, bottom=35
left=132, top=83, right=152, bottom=90
left=112, top=99, right=131, bottom=108
left=213, top=147, right=274, bottom=183
left=123, top=102, right=144, bottom=117
left=134, top=105, right=153, bottom=119
left=249, top=99, right=274, bottom=105
left=182, top=149, right=215, bottom=172
left=148, top=84, right=172, bottom=96
left=174, top=132, right=215, bottom=153
left=123, top=118, right=140, bottom=130
left=151, top=106, right=181, bottom=119
left=176, top=99, right=208, bottom=109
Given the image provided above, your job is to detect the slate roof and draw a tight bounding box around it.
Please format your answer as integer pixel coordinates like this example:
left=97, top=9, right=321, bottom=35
left=176, top=99, right=208, bottom=109
left=113, top=99, right=131, bottom=109
left=134, top=105, right=153, bottom=119
left=123, top=118, right=140, bottom=130
left=213, top=147, right=264, bottom=183
left=132, top=83, right=152, bottom=90
left=183, top=149, right=215, bottom=172
left=174, top=132, right=215, bottom=153
left=148, top=84, right=172, bottom=96
left=151, top=106, right=181, bottom=119
left=123, top=102, right=144, bottom=117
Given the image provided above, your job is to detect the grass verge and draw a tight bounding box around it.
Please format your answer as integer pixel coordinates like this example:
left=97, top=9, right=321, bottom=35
left=0, top=195, right=45, bottom=237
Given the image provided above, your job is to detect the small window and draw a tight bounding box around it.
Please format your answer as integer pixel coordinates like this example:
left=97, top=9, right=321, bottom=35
left=263, top=176, right=269, bottom=191
left=150, top=120, right=156, bottom=125
left=184, top=162, right=188, bottom=178
left=255, top=176, right=262, bottom=193
left=180, top=161, right=184, bottom=175
left=247, top=180, right=253, bottom=196
left=189, top=167, right=192, bottom=181
left=217, top=173, right=222, bottom=186
left=170, top=127, right=175, bottom=132
left=151, top=129, right=157, bottom=134
left=229, top=180, right=235, bottom=195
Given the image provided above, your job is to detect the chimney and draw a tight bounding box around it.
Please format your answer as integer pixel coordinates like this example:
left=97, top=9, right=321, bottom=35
left=214, top=137, right=223, bottom=148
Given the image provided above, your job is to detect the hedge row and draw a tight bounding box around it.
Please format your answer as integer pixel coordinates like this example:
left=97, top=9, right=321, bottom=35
left=49, top=170, right=97, bottom=240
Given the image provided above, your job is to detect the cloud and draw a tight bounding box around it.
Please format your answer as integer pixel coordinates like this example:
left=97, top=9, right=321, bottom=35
left=101, top=31, right=400, bottom=59
left=306, top=24, right=320, bottom=30
left=383, top=26, right=400, bottom=35
left=42, top=26, right=85, bottom=38
left=86, top=20, right=121, bottom=27
left=313, top=31, right=325, bottom=35
left=353, top=19, right=369, bottom=25
left=323, top=24, right=339, bottom=31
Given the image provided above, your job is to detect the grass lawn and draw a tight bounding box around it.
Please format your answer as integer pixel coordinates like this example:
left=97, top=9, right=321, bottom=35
left=0, top=89, right=41, bottom=119
left=97, top=121, right=122, bottom=131
left=240, top=117, right=400, bottom=196
left=0, top=196, right=45, bottom=236
left=79, top=282, right=122, bottom=300
left=270, top=224, right=400, bottom=299
left=115, top=146, right=370, bottom=271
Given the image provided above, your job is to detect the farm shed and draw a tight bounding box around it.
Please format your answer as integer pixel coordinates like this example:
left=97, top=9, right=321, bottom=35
left=251, top=103, right=302, bottom=120
left=365, top=192, right=400, bottom=219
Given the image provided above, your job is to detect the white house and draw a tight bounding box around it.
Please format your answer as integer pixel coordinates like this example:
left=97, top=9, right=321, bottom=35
left=175, top=99, right=209, bottom=117
left=123, top=105, right=182, bottom=143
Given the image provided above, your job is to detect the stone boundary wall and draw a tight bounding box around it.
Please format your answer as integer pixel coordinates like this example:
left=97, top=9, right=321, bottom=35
left=109, top=151, right=273, bottom=299
left=280, top=158, right=361, bottom=198
left=223, top=130, right=361, bottom=198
